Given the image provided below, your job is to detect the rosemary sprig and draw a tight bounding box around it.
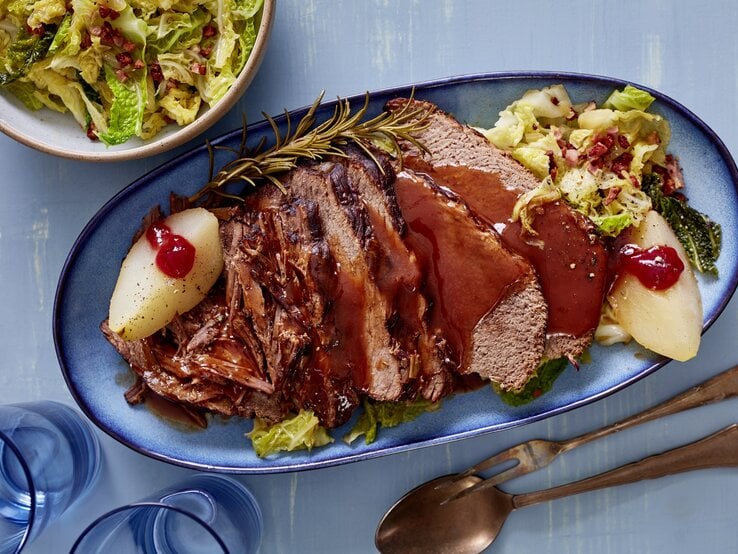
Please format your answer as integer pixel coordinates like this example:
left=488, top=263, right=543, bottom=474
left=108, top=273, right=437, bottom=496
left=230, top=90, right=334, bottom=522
left=190, top=91, right=432, bottom=203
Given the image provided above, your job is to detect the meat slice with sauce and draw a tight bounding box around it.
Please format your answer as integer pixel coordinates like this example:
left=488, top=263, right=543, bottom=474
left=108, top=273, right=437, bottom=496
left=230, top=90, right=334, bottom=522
left=394, top=170, right=547, bottom=390
left=387, top=98, right=608, bottom=361
left=331, top=145, right=456, bottom=401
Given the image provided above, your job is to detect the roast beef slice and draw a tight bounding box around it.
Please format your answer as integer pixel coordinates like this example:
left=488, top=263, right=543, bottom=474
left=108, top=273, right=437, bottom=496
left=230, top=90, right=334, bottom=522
left=387, top=98, right=606, bottom=361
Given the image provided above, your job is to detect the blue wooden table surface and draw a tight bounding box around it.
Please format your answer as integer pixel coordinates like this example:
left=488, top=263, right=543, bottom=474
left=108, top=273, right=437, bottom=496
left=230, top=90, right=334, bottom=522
left=2, top=1, right=738, bottom=552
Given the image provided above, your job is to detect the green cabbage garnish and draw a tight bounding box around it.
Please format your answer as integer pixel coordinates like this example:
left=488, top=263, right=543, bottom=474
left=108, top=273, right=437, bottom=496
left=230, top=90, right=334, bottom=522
left=0, top=24, right=55, bottom=85
left=494, top=357, right=568, bottom=407
left=247, top=410, right=333, bottom=458
left=603, top=84, right=655, bottom=112
left=99, top=64, right=146, bottom=145
left=343, top=398, right=441, bottom=446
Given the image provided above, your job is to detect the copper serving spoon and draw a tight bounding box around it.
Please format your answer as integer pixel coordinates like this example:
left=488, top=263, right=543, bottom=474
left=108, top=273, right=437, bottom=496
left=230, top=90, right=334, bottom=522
left=376, top=364, right=738, bottom=553
left=375, top=424, right=738, bottom=553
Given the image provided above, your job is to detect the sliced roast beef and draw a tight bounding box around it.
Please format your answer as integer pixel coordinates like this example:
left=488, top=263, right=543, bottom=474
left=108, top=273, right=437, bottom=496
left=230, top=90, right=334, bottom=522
left=331, top=145, right=454, bottom=400
left=393, top=169, right=547, bottom=391
left=221, top=197, right=362, bottom=427
left=259, top=162, right=406, bottom=403
left=387, top=98, right=608, bottom=361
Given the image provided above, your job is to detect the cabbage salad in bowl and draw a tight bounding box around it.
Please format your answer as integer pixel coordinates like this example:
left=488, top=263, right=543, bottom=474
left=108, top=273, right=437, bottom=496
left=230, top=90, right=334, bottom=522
left=0, top=0, right=263, bottom=144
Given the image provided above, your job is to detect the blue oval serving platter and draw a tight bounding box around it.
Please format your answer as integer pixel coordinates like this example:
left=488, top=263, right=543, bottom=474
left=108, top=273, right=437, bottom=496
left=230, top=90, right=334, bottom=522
left=53, top=72, right=738, bottom=473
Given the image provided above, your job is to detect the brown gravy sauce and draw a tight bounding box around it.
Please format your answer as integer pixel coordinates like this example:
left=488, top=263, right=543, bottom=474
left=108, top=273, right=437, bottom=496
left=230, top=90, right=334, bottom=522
left=409, top=164, right=607, bottom=338
left=365, top=208, right=425, bottom=358
left=325, top=267, right=368, bottom=389
left=296, top=256, right=364, bottom=424
left=394, top=170, right=531, bottom=368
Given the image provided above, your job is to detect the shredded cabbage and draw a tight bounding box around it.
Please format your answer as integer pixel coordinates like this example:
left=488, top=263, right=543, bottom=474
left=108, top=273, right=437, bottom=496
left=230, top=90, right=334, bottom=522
left=0, top=0, right=263, bottom=144
left=603, top=84, right=655, bottom=111
left=247, top=410, right=333, bottom=458
left=343, top=398, right=441, bottom=446
left=481, top=84, right=671, bottom=237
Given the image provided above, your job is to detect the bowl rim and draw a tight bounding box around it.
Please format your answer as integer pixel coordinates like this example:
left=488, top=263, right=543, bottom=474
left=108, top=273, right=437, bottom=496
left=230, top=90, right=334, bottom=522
left=0, top=0, right=275, bottom=162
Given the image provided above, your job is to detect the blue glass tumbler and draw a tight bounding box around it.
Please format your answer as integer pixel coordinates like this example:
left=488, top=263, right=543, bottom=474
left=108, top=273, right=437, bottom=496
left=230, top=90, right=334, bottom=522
left=0, top=401, right=102, bottom=553
left=71, top=473, right=263, bottom=554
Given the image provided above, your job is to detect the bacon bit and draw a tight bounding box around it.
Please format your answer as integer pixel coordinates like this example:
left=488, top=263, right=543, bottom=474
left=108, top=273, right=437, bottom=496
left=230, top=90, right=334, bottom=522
left=89, top=25, right=102, bottom=37
left=99, top=21, right=112, bottom=44
left=603, top=186, right=622, bottom=206
left=86, top=121, right=98, bottom=141
left=123, top=40, right=136, bottom=52
left=163, top=115, right=175, bottom=124
left=566, top=107, right=578, bottom=121
left=203, top=24, right=217, bottom=38
left=629, top=175, right=641, bottom=189
left=149, top=62, right=164, bottom=85
left=27, top=24, right=45, bottom=36
left=587, top=141, right=609, bottom=159
left=133, top=58, right=145, bottom=69
left=552, top=128, right=566, bottom=150
left=588, top=158, right=605, bottom=174
left=652, top=165, right=671, bottom=192
left=546, top=150, right=557, bottom=180
left=99, top=5, right=120, bottom=19
left=115, top=69, right=128, bottom=82
left=200, top=46, right=212, bottom=57
left=564, top=148, right=579, bottom=167
left=116, top=52, right=133, bottom=67
left=617, top=134, right=630, bottom=149
left=98, top=22, right=125, bottom=47
left=550, top=96, right=560, bottom=106
left=611, top=152, right=633, bottom=175
left=191, top=62, right=207, bottom=75
left=587, top=134, right=615, bottom=159
left=80, top=31, right=92, bottom=49
left=166, top=79, right=178, bottom=90
left=664, top=154, right=685, bottom=192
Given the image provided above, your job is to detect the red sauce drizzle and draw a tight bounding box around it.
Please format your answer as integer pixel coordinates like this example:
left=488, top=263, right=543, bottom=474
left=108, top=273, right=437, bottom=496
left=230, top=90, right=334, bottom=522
left=146, top=221, right=196, bottom=279
left=617, top=244, right=684, bottom=290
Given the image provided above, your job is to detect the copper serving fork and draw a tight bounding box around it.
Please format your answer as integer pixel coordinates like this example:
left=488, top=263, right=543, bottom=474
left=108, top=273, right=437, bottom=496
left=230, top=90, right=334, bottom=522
left=442, top=363, right=738, bottom=503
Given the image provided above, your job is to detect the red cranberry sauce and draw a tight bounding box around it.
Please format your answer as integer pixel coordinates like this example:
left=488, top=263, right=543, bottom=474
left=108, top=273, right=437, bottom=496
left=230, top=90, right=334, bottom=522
left=146, top=222, right=196, bottom=279
left=616, top=244, right=684, bottom=290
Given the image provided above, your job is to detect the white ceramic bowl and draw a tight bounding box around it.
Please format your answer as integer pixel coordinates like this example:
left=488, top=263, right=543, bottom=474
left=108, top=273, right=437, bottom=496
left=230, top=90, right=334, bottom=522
left=0, top=0, right=275, bottom=162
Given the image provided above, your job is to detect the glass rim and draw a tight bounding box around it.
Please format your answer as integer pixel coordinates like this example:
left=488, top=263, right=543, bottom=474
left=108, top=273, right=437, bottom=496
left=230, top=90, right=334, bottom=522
left=70, top=501, right=230, bottom=554
left=0, top=428, right=36, bottom=554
